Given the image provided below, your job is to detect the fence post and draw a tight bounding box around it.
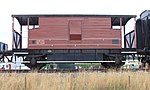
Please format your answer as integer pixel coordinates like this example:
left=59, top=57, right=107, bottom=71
left=25, top=76, right=27, bottom=90
left=128, top=76, right=130, bottom=87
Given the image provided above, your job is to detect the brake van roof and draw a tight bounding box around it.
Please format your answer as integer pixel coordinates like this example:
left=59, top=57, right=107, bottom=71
left=12, top=14, right=136, bottom=26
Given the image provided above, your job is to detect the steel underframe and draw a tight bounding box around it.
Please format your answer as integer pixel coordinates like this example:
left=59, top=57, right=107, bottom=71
left=0, top=49, right=128, bottom=64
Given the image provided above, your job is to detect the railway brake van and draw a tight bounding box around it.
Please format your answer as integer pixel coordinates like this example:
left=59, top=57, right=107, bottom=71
left=11, top=14, right=136, bottom=69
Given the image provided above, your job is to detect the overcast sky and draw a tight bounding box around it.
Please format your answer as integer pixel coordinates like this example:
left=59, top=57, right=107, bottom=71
left=0, top=0, right=150, bottom=49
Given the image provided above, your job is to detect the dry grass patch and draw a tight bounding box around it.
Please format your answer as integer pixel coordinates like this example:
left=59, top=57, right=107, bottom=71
left=0, top=71, right=149, bottom=90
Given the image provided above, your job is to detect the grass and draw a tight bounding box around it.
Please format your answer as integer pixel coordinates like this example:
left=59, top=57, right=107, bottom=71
left=0, top=71, right=150, bottom=90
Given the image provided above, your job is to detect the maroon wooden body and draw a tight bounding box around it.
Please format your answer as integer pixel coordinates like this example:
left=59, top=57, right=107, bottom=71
left=28, top=16, right=121, bottom=49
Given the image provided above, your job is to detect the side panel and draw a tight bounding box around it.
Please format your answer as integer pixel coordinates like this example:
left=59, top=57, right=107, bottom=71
left=136, top=19, right=144, bottom=49
left=136, top=18, right=150, bottom=50
left=28, top=17, right=121, bottom=49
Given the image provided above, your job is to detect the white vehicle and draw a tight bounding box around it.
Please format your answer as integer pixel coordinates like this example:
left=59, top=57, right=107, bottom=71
left=0, top=62, right=30, bottom=70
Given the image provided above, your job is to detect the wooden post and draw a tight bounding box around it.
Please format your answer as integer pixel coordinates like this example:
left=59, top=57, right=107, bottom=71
left=25, top=77, right=27, bottom=90
left=128, top=76, right=130, bottom=87
left=145, top=62, right=149, bottom=71
left=27, top=17, right=30, bottom=48
left=124, top=26, right=126, bottom=48
left=134, top=17, right=136, bottom=48
left=120, top=17, right=123, bottom=47
left=12, top=16, right=14, bottom=49
left=20, top=17, right=22, bottom=49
